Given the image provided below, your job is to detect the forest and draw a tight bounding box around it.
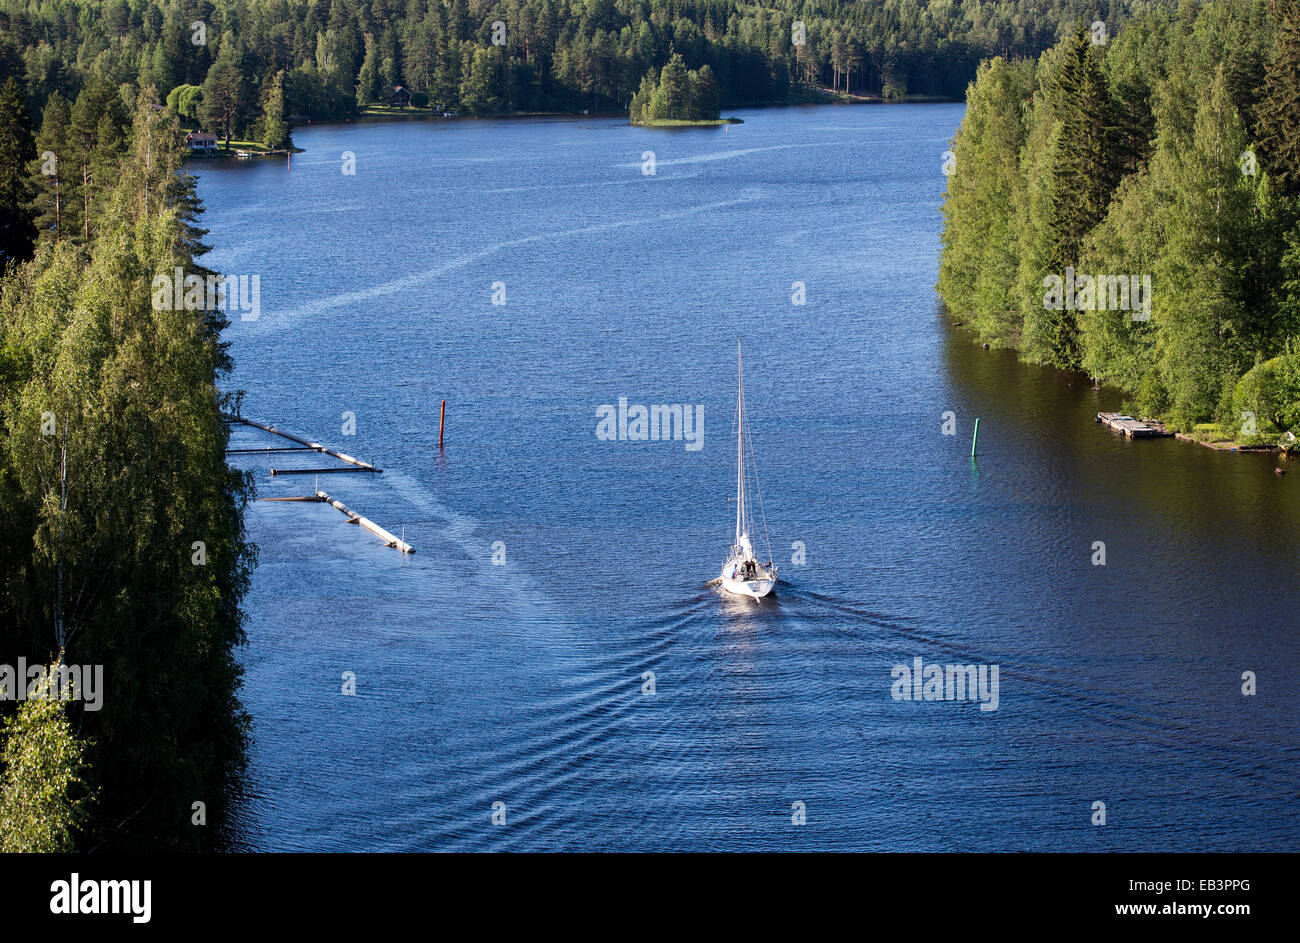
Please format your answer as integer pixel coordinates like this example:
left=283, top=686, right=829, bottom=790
left=0, top=85, right=253, bottom=849
left=938, top=0, right=1300, bottom=441
left=0, top=0, right=1143, bottom=137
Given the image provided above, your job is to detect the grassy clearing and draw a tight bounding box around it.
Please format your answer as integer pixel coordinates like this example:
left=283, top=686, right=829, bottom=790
left=183, top=136, right=301, bottom=158
left=1182, top=422, right=1286, bottom=451
left=359, top=104, right=439, bottom=117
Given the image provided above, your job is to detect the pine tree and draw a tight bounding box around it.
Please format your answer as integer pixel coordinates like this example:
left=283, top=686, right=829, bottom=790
left=68, top=78, right=127, bottom=244
left=0, top=77, right=35, bottom=267
left=30, top=92, right=72, bottom=243
left=201, top=40, right=249, bottom=151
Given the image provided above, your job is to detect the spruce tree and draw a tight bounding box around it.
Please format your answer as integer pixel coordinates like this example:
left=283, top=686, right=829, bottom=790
left=1258, top=0, right=1300, bottom=196
left=1054, top=27, right=1123, bottom=272
left=651, top=54, right=690, bottom=119
left=260, top=71, right=290, bottom=150
left=692, top=64, right=721, bottom=120
left=0, top=77, right=36, bottom=267
left=357, top=34, right=383, bottom=105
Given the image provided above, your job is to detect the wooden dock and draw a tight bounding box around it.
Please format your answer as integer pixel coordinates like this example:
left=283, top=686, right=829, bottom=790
left=1096, top=412, right=1173, bottom=438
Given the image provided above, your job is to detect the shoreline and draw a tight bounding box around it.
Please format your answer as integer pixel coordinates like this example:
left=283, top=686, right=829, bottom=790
left=949, top=320, right=1295, bottom=459
left=1174, top=432, right=1287, bottom=454
left=178, top=95, right=963, bottom=160
left=301, top=93, right=963, bottom=127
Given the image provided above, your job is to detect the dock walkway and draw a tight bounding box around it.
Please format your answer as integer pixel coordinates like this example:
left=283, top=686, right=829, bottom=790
left=1096, top=412, right=1173, bottom=438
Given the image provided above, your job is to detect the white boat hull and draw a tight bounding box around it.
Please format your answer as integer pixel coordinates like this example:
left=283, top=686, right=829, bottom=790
left=720, top=574, right=776, bottom=599
left=720, top=557, right=777, bottom=599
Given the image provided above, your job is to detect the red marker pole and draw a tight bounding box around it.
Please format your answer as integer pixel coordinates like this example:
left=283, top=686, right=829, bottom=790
left=439, top=399, right=446, bottom=448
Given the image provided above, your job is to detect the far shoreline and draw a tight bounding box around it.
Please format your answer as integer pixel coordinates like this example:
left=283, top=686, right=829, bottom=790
left=281, top=93, right=963, bottom=131
left=189, top=95, right=965, bottom=163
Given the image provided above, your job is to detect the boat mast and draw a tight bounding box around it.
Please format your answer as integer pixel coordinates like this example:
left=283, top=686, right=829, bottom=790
left=736, top=338, right=745, bottom=546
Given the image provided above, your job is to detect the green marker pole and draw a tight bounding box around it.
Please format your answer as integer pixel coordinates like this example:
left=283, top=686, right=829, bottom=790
left=971, top=417, right=980, bottom=459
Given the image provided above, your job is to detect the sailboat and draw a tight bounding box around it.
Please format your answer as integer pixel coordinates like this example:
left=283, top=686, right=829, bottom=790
left=719, top=339, right=778, bottom=599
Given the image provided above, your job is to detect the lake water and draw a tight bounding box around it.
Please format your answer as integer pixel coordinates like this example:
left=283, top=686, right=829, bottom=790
left=198, top=104, right=1300, bottom=852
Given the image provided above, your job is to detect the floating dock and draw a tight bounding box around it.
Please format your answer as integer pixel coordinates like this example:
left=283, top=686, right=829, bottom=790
left=225, top=415, right=409, bottom=553
left=317, top=490, right=415, bottom=553
left=224, top=416, right=381, bottom=472
left=1096, top=412, right=1173, bottom=438
left=253, top=492, right=415, bottom=553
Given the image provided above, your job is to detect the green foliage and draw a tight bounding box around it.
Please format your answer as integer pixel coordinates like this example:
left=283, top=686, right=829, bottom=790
left=630, top=53, right=721, bottom=123
left=258, top=71, right=289, bottom=150
left=356, top=34, right=383, bottom=106
left=1077, top=170, right=1160, bottom=394
left=938, top=57, right=1035, bottom=347
left=0, top=89, right=253, bottom=851
left=459, top=45, right=502, bottom=114
left=0, top=76, right=34, bottom=266
left=66, top=77, right=129, bottom=244
left=652, top=54, right=690, bottom=119
left=0, top=662, right=96, bottom=853
left=1011, top=28, right=1125, bottom=370
left=628, top=71, right=657, bottom=125
left=166, top=84, right=204, bottom=123
left=939, top=1, right=1297, bottom=432
left=1233, top=351, right=1300, bottom=434
left=29, top=92, right=71, bottom=243
left=1015, top=51, right=1070, bottom=367
left=1054, top=28, right=1123, bottom=273
left=0, top=0, right=1158, bottom=126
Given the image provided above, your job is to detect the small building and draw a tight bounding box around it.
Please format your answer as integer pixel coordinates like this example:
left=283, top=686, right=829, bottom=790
left=392, top=85, right=411, bottom=108
left=185, top=132, right=218, bottom=154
